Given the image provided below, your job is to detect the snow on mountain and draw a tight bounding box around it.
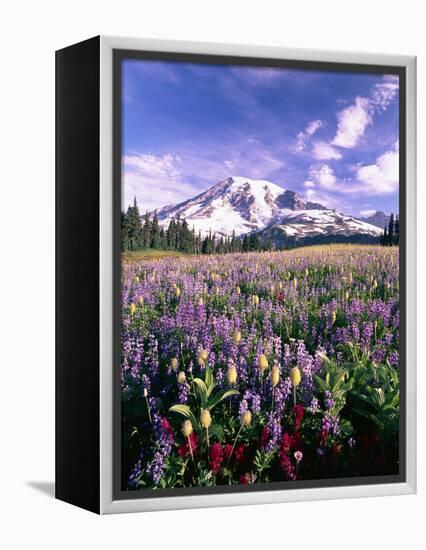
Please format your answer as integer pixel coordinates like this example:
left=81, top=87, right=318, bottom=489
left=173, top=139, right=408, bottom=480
left=157, top=176, right=327, bottom=237
left=358, top=210, right=390, bottom=230
left=258, top=209, right=382, bottom=245
left=156, top=176, right=383, bottom=244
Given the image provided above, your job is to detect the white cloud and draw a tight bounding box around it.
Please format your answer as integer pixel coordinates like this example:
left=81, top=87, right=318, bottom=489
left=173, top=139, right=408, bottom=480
left=304, top=143, right=399, bottom=199
left=304, top=188, right=341, bottom=210
left=123, top=153, right=199, bottom=212
left=122, top=142, right=286, bottom=211
left=304, top=180, right=316, bottom=188
left=306, top=119, right=324, bottom=136
left=356, top=146, right=399, bottom=194
left=370, top=75, right=399, bottom=113
left=332, top=96, right=372, bottom=148
left=331, top=75, right=399, bottom=150
left=360, top=209, right=376, bottom=217
left=312, top=141, right=342, bottom=160
left=295, top=119, right=324, bottom=151
left=307, top=164, right=338, bottom=191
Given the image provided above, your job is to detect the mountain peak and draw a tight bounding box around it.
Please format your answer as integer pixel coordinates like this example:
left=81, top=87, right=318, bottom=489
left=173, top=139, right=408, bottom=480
left=358, top=210, right=390, bottom=229
left=158, top=176, right=379, bottom=236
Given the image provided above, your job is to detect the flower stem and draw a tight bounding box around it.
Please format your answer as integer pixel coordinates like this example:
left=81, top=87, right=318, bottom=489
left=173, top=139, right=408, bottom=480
left=188, top=435, right=194, bottom=461
left=145, top=395, right=152, bottom=424
left=227, top=424, right=243, bottom=467
left=293, top=386, right=297, bottom=407
left=206, top=427, right=210, bottom=462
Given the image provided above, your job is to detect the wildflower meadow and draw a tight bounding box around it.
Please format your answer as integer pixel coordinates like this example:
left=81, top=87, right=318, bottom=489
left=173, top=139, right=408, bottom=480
left=121, top=244, right=400, bottom=490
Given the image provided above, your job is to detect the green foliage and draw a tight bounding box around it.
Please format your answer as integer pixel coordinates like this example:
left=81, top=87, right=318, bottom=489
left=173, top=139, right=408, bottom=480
left=169, top=365, right=239, bottom=434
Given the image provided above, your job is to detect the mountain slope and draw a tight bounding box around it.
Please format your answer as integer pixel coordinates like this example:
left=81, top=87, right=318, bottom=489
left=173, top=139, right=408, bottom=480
left=258, top=209, right=382, bottom=247
left=157, top=176, right=327, bottom=237
left=358, top=210, right=389, bottom=229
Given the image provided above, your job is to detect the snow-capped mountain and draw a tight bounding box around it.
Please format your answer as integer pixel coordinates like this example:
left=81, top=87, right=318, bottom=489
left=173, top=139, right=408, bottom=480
left=358, top=210, right=390, bottom=230
left=157, top=176, right=382, bottom=243
left=157, top=176, right=328, bottom=237
left=257, top=209, right=382, bottom=247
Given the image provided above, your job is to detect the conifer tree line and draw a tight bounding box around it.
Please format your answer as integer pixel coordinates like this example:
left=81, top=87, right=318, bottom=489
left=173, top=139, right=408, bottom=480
left=121, top=198, right=273, bottom=254
left=380, top=213, right=399, bottom=246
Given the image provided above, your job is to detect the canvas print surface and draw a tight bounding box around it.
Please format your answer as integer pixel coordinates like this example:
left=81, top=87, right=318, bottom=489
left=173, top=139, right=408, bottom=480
left=119, top=58, right=400, bottom=492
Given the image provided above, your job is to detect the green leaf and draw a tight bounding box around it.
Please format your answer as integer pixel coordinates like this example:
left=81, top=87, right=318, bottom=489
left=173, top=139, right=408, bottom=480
left=207, top=389, right=239, bottom=410
left=208, top=424, right=224, bottom=442
left=313, top=375, right=328, bottom=393
left=192, top=378, right=208, bottom=408
left=205, top=365, right=215, bottom=396
left=169, top=404, right=201, bottom=432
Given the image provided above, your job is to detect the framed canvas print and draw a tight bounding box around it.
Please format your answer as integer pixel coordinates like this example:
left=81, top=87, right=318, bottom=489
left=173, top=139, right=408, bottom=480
left=55, top=36, right=417, bottom=514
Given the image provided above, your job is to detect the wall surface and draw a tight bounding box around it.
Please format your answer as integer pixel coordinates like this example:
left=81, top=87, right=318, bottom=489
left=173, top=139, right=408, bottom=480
left=0, top=1, right=424, bottom=548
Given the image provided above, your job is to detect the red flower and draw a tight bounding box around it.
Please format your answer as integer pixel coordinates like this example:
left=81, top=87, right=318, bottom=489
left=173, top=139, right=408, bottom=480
left=161, top=417, right=174, bottom=441
left=259, top=426, right=270, bottom=449
left=280, top=432, right=293, bottom=453
left=293, top=404, right=305, bottom=430
left=209, top=443, right=223, bottom=475
left=177, top=432, right=199, bottom=457
left=177, top=444, right=186, bottom=457
left=223, top=444, right=233, bottom=461
left=279, top=454, right=296, bottom=480
left=239, top=472, right=251, bottom=484
left=235, top=443, right=247, bottom=465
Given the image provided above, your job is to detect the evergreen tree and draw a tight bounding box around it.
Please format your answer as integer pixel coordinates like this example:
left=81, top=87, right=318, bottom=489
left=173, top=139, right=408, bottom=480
left=394, top=214, right=399, bottom=245
left=388, top=213, right=395, bottom=244
left=142, top=211, right=151, bottom=248
left=381, top=226, right=388, bottom=246
left=121, top=210, right=130, bottom=251
left=150, top=210, right=161, bottom=249
left=125, top=197, right=143, bottom=250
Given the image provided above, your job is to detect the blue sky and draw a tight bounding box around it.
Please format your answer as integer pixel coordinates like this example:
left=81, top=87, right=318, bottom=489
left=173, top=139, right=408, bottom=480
left=122, top=59, right=399, bottom=217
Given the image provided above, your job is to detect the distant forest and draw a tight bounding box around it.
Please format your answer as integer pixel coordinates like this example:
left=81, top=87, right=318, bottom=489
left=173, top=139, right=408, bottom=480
left=121, top=198, right=399, bottom=254
left=380, top=213, right=400, bottom=246
left=121, top=198, right=270, bottom=254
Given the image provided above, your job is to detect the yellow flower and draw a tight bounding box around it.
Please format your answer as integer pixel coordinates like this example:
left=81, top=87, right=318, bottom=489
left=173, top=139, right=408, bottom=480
left=241, top=410, right=252, bottom=427
left=182, top=420, right=193, bottom=438
left=138, top=295, right=144, bottom=305
left=170, top=357, right=178, bottom=372
left=258, top=354, right=269, bottom=372
left=344, top=291, right=349, bottom=301
left=133, top=275, right=140, bottom=284
left=174, top=286, right=181, bottom=298
left=129, top=302, right=136, bottom=316
left=227, top=365, right=238, bottom=385
left=233, top=330, right=242, bottom=345
left=198, top=297, right=204, bottom=306
left=305, top=268, right=309, bottom=276
left=278, top=281, right=283, bottom=290
left=348, top=272, right=353, bottom=284
left=290, top=367, right=301, bottom=387
left=372, top=279, right=378, bottom=289
left=199, top=349, right=208, bottom=361
left=252, top=294, right=259, bottom=306
left=200, top=409, right=212, bottom=429
left=236, top=286, right=241, bottom=295
left=198, top=357, right=205, bottom=368
left=271, top=366, right=280, bottom=388
left=331, top=311, right=337, bottom=325
left=293, top=278, right=298, bottom=290
left=177, top=371, right=186, bottom=384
